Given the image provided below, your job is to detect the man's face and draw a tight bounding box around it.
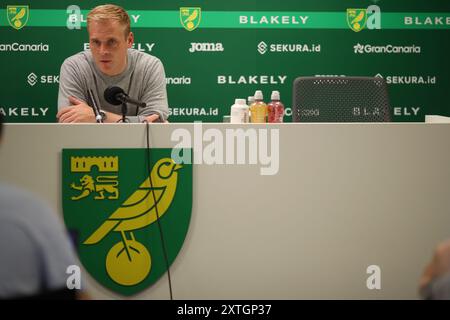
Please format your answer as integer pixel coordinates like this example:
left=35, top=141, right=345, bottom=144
left=88, top=20, right=133, bottom=76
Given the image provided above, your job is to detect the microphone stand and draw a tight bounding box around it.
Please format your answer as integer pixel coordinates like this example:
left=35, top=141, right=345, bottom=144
left=88, top=89, right=103, bottom=123
left=121, top=102, right=128, bottom=123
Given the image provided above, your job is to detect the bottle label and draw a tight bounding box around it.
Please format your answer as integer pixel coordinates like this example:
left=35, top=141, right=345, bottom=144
left=231, top=108, right=249, bottom=123
left=268, top=103, right=285, bottom=123
left=250, top=104, right=268, bottom=123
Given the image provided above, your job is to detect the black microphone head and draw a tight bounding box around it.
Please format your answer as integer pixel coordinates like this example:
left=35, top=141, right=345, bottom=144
left=104, top=86, right=125, bottom=105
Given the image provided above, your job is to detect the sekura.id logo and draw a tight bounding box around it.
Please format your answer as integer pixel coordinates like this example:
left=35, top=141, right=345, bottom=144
left=27, top=73, right=37, bottom=86
left=257, top=41, right=321, bottom=55
left=347, top=5, right=381, bottom=32
left=27, top=73, right=59, bottom=86
left=375, top=73, right=437, bottom=85
left=257, top=41, right=268, bottom=54
left=62, top=149, right=192, bottom=296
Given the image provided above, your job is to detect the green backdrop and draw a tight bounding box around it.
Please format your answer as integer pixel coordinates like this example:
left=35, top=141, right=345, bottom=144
left=1, top=0, right=449, bottom=123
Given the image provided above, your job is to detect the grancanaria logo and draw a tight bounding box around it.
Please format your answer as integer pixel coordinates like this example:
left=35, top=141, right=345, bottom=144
left=62, top=149, right=192, bottom=295
left=180, top=7, right=201, bottom=31
left=7, top=5, right=29, bottom=30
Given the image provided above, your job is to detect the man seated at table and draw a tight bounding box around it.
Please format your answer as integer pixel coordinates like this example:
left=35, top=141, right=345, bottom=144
left=57, top=4, right=168, bottom=123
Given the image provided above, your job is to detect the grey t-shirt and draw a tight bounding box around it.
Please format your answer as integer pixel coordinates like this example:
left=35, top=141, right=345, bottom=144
left=421, top=273, right=450, bottom=300
left=0, top=183, right=77, bottom=298
left=58, top=49, right=169, bottom=123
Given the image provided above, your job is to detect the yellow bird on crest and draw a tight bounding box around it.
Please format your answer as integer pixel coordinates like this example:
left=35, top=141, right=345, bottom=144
left=351, top=10, right=365, bottom=24
left=184, top=10, right=198, bottom=23
left=84, top=158, right=182, bottom=245
left=11, top=8, right=26, bottom=22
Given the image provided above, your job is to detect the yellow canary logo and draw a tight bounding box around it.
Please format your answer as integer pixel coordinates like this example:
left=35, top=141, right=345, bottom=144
left=63, top=149, right=192, bottom=296
left=180, top=7, right=201, bottom=31
left=84, top=158, right=182, bottom=286
left=7, top=6, right=29, bottom=30
left=347, top=8, right=368, bottom=32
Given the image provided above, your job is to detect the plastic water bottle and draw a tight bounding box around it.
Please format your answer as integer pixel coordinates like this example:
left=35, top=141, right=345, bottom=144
left=230, top=99, right=249, bottom=123
left=247, top=96, right=254, bottom=122
left=268, top=91, right=285, bottom=123
left=249, top=90, right=267, bottom=123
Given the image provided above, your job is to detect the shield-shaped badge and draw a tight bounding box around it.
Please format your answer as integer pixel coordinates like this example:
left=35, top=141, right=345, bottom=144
left=347, top=8, right=367, bottom=32
left=180, top=7, right=201, bottom=31
left=7, top=5, right=29, bottom=30
left=62, top=148, right=192, bottom=296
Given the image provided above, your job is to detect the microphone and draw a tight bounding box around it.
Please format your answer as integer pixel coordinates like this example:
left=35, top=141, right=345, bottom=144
left=88, top=89, right=103, bottom=123
left=104, top=86, right=146, bottom=108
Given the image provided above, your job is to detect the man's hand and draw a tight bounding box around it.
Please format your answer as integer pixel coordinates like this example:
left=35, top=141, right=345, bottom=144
left=144, top=114, right=161, bottom=123
left=57, top=96, right=95, bottom=123
left=419, top=239, right=450, bottom=293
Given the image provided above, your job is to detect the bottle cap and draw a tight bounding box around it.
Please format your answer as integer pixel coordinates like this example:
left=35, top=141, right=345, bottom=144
left=235, top=99, right=247, bottom=105
left=271, top=91, right=280, bottom=101
left=248, top=96, right=255, bottom=104
left=254, top=90, right=263, bottom=100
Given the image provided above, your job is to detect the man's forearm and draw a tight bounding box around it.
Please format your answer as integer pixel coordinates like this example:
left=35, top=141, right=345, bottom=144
left=101, top=111, right=161, bottom=123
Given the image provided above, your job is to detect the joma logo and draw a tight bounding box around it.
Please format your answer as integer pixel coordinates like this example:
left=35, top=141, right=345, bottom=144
left=189, top=42, right=224, bottom=53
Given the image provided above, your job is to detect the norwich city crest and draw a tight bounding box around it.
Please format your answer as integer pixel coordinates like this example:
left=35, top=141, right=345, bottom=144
left=347, top=8, right=367, bottom=32
left=62, top=148, right=192, bottom=296
left=180, top=7, right=201, bottom=31
left=7, top=5, right=29, bottom=30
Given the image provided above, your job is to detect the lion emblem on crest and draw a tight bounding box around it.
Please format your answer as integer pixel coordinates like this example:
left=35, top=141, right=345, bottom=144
left=70, top=175, right=119, bottom=200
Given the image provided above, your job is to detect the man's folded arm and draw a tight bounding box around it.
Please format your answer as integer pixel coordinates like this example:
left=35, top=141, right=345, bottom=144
left=57, top=59, right=88, bottom=110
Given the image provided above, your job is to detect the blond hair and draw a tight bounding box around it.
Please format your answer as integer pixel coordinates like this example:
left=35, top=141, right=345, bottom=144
left=87, top=4, right=130, bottom=37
